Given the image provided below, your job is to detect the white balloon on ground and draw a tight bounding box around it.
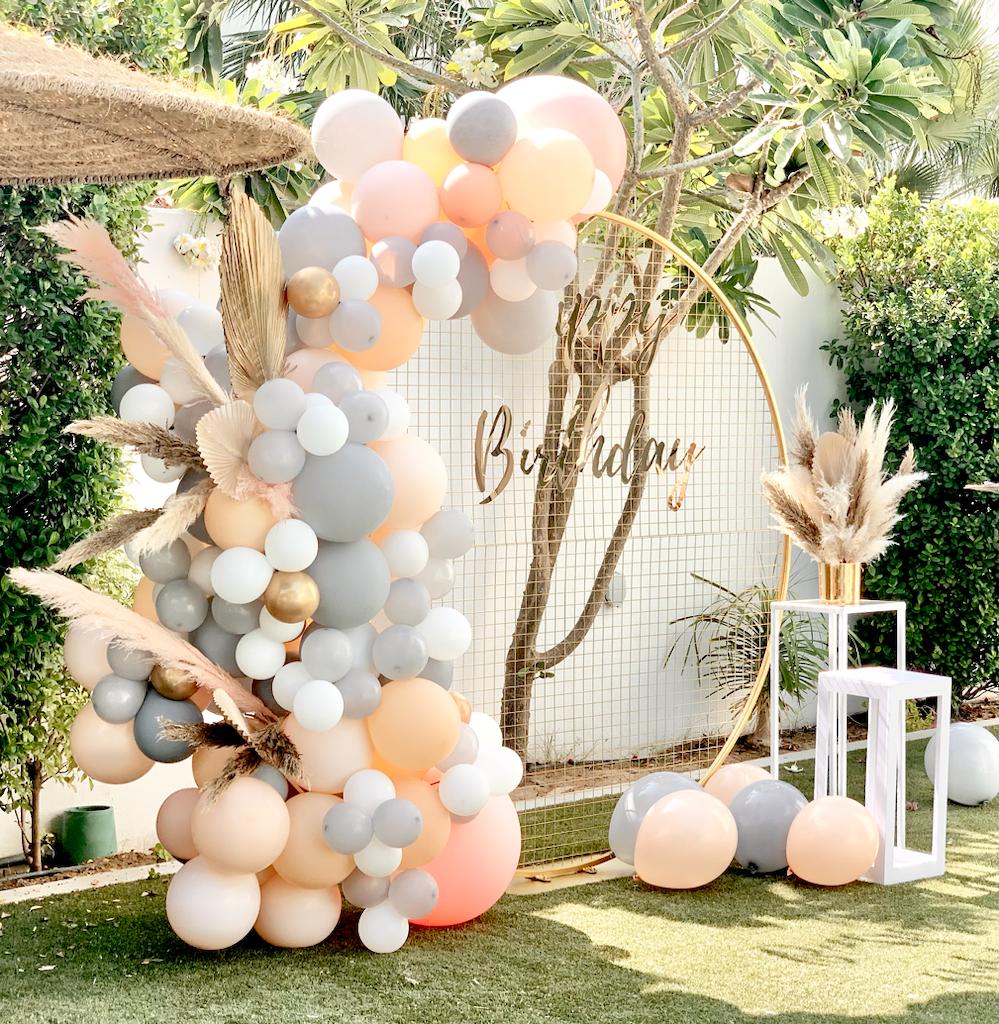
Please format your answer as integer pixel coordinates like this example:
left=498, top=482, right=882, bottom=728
left=358, top=900, right=409, bottom=953
left=925, top=723, right=999, bottom=805
left=264, top=519, right=318, bottom=572
left=333, top=254, right=379, bottom=301
left=210, top=548, right=273, bottom=605
left=293, top=679, right=345, bottom=732
left=166, top=857, right=260, bottom=951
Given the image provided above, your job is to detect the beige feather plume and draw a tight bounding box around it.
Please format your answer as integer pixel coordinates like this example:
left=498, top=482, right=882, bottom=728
left=130, top=478, right=214, bottom=557
left=66, top=417, right=205, bottom=470
left=51, top=509, right=162, bottom=571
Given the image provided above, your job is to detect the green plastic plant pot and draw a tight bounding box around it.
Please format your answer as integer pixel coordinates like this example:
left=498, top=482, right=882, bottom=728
left=60, top=805, right=117, bottom=865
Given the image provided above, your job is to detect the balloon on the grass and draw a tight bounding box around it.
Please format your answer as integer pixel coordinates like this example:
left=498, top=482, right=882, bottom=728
left=608, top=771, right=699, bottom=865
left=255, top=876, right=342, bottom=948
left=702, top=762, right=770, bottom=807
left=785, top=796, right=879, bottom=886
left=925, top=723, right=999, bottom=806
left=167, top=857, right=260, bottom=951
left=729, top=779, right=807, bottom=874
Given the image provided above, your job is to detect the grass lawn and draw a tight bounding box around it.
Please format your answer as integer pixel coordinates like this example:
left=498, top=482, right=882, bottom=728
left=1, top=735, right=996, bottom=1024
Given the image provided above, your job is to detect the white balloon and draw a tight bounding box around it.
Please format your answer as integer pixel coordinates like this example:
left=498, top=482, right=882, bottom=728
left=311, top=90, right=403, bottom=183
left=119, top=383, right=174, bottom=428
left=264, top=519, right=318, bottom=572
left=188, top=546, right=220, bottom=595
left=235, top=628, right=287, bottom=680
left=358, top=900, right=409, bottom=954
left=177, top=303, right=224, bottom=355
left=417, top=607, right=472, bottom=661
left=412, top=280, right=462, bottom=320
left=140, top=453, right=185, bottom=483
left=305, top=392, right=334, bottom=409
left=416, top=557, right=454, bottom=599
left=532, top=220, right=577, bottom=248
left=210, top=547, right=273, bottom=604
left=259, top=606, right=304, bottom=643
left=376, top=390, right=410, bottom=439
left=925, top=723, right=999, bottom=805
left=344, top=623, right=377, bottom=670
left=343, top=768, right=395, bottom=813
left=159, top=358, right=202, bottom=406
left=272, top=661, right=312, bottom=711
left=469, top=711, right=503, bottom=752
left=581, top=169, right=613, bottom=215
left=411, top=240, right=461, bottom=288
left=296, top=404, right=349, bottom=456
left=292, top=678, right=344, bottom=732
left=333, top=255, right=379, bottom=301
left=380, top=531, right=429, bottom=579
left=295, top=313, right=334, bottom=349
left=477, top=746, right=524, bottom=795
left=353, top=838, right=403, bottom=879
left=490, top=258, right=536, bottom=302
left=438, top=763, right=490, bottom=817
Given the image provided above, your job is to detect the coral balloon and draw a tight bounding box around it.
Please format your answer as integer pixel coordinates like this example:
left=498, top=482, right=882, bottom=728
left=633, top=789, right=738, bottom=889
left=283, top=714, right=373, bottom=794
left=440, top=163, right=503, bottom=228
left=367, top=678, right=461, bottom=773
left=369, top=435, right=447, bottom=531
left=255, top=876, right=342, bottom=947
left=498, top=129, right=594, bottom=223
left=411, top=795, right=520, bottom=927
left=703, top=763, right=771, bottom=807
left=395, top=778, right=452, bottom=870
left=352, top=161, right=439, bottom=243
left=156, top=787, right=200, bottom=862
left=70, top=701, right=152, bottom=784
left=166, top=857, right=260, bottom=950
left=311, top=89, right=403, bottom=183
left=338, top=287, right=424, bottom=372
left=190, top=777, right=290, bottom=874
left=402, top=118, right=462, bottom=186
left=204, top=489, right=277, bottom=552
left=274, top=792, right=354, bottom=888
left=786, top=796, right=880, bottom=887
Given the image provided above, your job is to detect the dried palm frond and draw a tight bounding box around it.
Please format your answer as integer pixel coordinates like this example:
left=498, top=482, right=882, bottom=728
left=220, top=192, right=287, bottom=399
left=41, top=217, right=227, bottom=406
left=51, top=508, right=161, bottom=571
left=130, top=478, right=213, bottom=557
left=66, top=417, right=205, bottom=471
left=7, top=569, right=271, bottom=719
left=195, top=399, right=259, bottom=498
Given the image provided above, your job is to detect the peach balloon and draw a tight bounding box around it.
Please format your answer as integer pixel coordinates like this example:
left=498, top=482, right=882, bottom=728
left=63, top=621, right=110, bottom=691
left=633, top=789, right=738, bottom=889
left=166, top=856, right=260, bottom=950
left=352, top=160, right=439, bottom=243
left=283, top=714, right=373, bottom=794
left=70, top=701, right=153, bottom=784
left=204, top=489, right=277, bottom=552
left=338, top=286, right=424, bottom=372
left=273, top=792, right=354, bottom=888
left=369, top=435, right=447, bottom=531
left=450, top=692, right=472, bottom=724
left=191, top=744, right=233, bottom=788
left=396, top=778, right=452, bottom=870
left=370, top=749, right=423, bottom=780
left=703, top=763, right=770, bottom=807
left=156, top=787, right=200, bottom=862
left=441, top=163, right=503, bottom=228
left=402, top=118, right=462, bottom=186
left=498, top=129, right=594, bottom=223
left=120, top=314, right=168, bottom=380
left=786, top=796, right=879, bottom=887
left=367, top=678, right=461, bottom=773
left=255, top=876, right=342, bottom=947
left=311, top=179, right=354, bottom=212
left=190, top=778, right=290, bottom=873
left=132, top=574, right=158, bottom=623
left=411, top=795, right=520, bottom=927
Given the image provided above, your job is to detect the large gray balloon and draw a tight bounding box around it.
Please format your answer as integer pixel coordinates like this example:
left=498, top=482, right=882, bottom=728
left=341, top=868, right=389, bottom=908
left=211, top=597, right=262, bottom=636
left=340, top=390, right=388, bottom=443
left=293, top=445, right=393, bottom=542
left=322, top=802, right=373, bottom=854
left=155, top=579, right=208, bottom=633
left=446, top=91, right=517, bottom=166
left=451, top=242, right=489, bottom=319
left=421, top=657, right=454, bottom=690
left=372, top=625, right=428, bottom=680
left=729, top=779, right=808, bottom=874
left=191, top=618, right=240, bottom=675
left=608, top=771, right=700, bottom=865
left=111, top=365, right=153, bottom=413
left=139, top=538, right=191, bottom=584
left=384, top=578, right=431, bottom=627
left=301, top=627, right=353, bottom=681
left=336, top=669, right=382, bottom=719
left=421, top=509, right=474, bottom=559
left=92, top=674, right=148, bottom=724
left=311, top=540, right=390, bottom=629
left=278, top=205, right=365, bottom=277
left=372, top=798, right=422, bottom=848
left=471, top=285, right=560, bottom=355
left=133, top=690, right=202, bottom=763
left=106, top=644, right=154, bottom=682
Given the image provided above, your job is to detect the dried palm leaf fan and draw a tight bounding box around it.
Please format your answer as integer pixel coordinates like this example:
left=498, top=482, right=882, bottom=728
left=0, top=25, right=309, bottom=185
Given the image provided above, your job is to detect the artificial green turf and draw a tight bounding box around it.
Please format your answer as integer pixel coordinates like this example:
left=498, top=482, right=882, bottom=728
left=1, top=735, right=996, bottom=1024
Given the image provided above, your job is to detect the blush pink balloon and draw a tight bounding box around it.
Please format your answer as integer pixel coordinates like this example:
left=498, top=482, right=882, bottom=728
left=440, top=163, right=503, bottom=228
left=156, top=787, right=200, bottom=862
left=703, top=763, right=770, bottom=807
left=166, top=856, right=260, bottom=950
left=485, top=211, right=535, bottom=260
left=190, top=778, right=290, bottom=874
left=497, top=75, right=628, bottom=190
left=255, top=876, right=342, bottom=948
left=411, top=794, right=520, bottom=927
left=352, top=161, right=440, bottom=243
left=282, top=715, right=373, bottom=794
left=70, top=702, right=152, bottom=785
left=370, top=435, right=448, bottom=531
left=786, top=796, right=880, bottom=887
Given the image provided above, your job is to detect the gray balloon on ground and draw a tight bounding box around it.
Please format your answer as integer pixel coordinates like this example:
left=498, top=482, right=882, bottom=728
left=389, top=868, right=438, bottom=919
left=340, top=390, right=389, bottom=443
left=336, top=669, right=382, bottom=718
left=191, top=618, right=241, bottom=675
left=372, top=625, right=428, bottom=680
left=421, top=509, right=474, bottom=559
left=139, top=538, right=191, bottom=584
left=341, top=868, right=389, bottom=908
left=294, top=444, right=394, bottom=543
left=301, top=627, right=353, bottom=681
left=451, top=242, right=489, bottom=319
left=323, top=802, right=373, bottom=854
left=609, top=771, right=700, bottom=865
left=155, top=579, right=208, bottom=633
left=278, top=205, right=365, bottom=277
left=471, top=285, right=560, bottom=355
left=421, top=657, right=454, bottom=690
left=925, top=723, right=999, bottom=805
left=446, top=91, right=517, bottom=166
left=384, top=578, right=431, bottom=626
left=106, top=644, right=154, bottom=682
left=729, top=779, right=808, bottom=874
left=92, top=674, right=148, bottom=724
left=247, top=430, right=306, bottom=484
left=372, top=799, right=423, bottom=848
left=310, top=540, right=390, bottom=629
left=133, top=690, right=202, bottom=763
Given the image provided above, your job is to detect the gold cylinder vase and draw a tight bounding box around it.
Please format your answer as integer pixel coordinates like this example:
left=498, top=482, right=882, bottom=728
left=818, top=561, right=862, bottom=604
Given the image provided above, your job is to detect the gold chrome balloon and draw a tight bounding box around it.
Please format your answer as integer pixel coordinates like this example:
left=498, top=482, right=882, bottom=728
left=285, top=266, right=340, bottom=319
left=150, top=664, right=198, bottom=701
left=265, top=571, right=320, bottom=623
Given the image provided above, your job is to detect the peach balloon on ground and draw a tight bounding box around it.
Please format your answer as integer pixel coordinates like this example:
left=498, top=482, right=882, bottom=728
left=204, top=489, right=277, bottom=552
left=273, top=792, right=354, bottom=888
left=786, top=796, right=879, bottom=887
left=441, top=163, right=503, bottom=228
left=352, top=160, right=439, bottom=243
left=633, top=789, right=738, bottom=889
left=402, top=118, right=462, bottom=186
left=370, top=435, right=447, bottom=531
left=283, top=714, right=373, bottom=794
left=395, top=778, right=452, bottom=870
left=367, top=678, right=461, bottom=773
left=411, top=794, right=520, bottom=927
left=166, top=857, right=260, bottom=951
left=338, top=286, right=425, bottom=372
left=63, top=621, right=110, bottom=691
left=156, top=787, right=200, bottom=862
left=703, top=763, right=770, bottom=807
left=191, top=744, right=233, bottom=789
left=190, top=777, right=290, bottom=874
left=70, top=702, right=152, bottom=784
left=255, top=876, right=343, bottom=947
left=498, top=129, right=594, bottom=223
left=132, top=575, right=158, bottom=623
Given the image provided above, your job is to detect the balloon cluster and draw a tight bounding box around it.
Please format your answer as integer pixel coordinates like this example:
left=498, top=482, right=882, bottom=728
left=610, top=764, right=881, bottom=888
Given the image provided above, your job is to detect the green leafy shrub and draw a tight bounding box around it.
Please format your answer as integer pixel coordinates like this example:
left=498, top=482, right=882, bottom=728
left=824, top=185, right=999, bottom=704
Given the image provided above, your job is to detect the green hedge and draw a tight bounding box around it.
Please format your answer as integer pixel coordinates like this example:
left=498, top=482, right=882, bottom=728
left=824, top=186, right=999, bottom=702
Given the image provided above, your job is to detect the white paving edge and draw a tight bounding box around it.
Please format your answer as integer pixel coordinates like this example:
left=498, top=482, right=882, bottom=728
left=0, top=860, right=180, bottom=905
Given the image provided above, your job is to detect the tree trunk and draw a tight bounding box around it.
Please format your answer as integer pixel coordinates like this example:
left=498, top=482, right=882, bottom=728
left=28, top=759, right=44, bottom=873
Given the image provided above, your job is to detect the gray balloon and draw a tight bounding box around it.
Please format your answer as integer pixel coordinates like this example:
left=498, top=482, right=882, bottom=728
left=111, top=365, right=153, bottom=413
left=176, top=470, right=211, bottom=543
left=437, top=723, right=479, bottom=770
left=451, top=242, right=489, bottom=319
left=526, top=241, right=578, bottom=291
left=341, top=868, right=389, bottom=908
left=172, top=401, right=213, bottom=443
left=312, top=360, right=362, bottom=403
left=92, top=674, right=148, bottom=724
left=421, top=510, right=474, bottom=559
left=421, top=657, right=454, bottom=690
left=372, top=625, right=428, bottom=680
left=293, top=445, right=393, bottom=542
left=336, top=668, right=382, bottom=719
left=420, top=222, right=468, bottom=259
left=389, top=868, right=438, bottom=918
left=301, top=627, right=353, bottom=681
left=322, top=802, right=373, bottom=855
left=730, top=779, right=807, bottom=874
left=155, top=579, right=208, bottom=633
left=192, top=618, right=240, bottom=674
left=139, top=538, right=191, bottom=585
left=311, top=541, right=390, bottom=629
left=204, top=344, right=232, bottom=393
left=251, top=679, right=285, bottom=718
left=446, top=91, right=517, bottom=165
left=285, top=309, right=302, bottom=356
left=278, top=205, right=365, bottom=277
left=106, top=644, right=154, bottom=682
left=329, top=299, right=381, bottom=352
left=340, top=391, right=388, bottom=443
left=247, top=429, right=306, bottom=484
left=133, top=690, right=202, bottom=763
left=371, top=236, right=417, bottom=288
left=372, top=798, right=422, bottom=848
left=471, top=285, right=560, bottom=355
left=252, top=763, right=290, bottom=799
left=211, top=597, right=262, bottom=635
left=609, top=771, right=700, bottom=865
left=384, top=578, right=431, bottom=626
